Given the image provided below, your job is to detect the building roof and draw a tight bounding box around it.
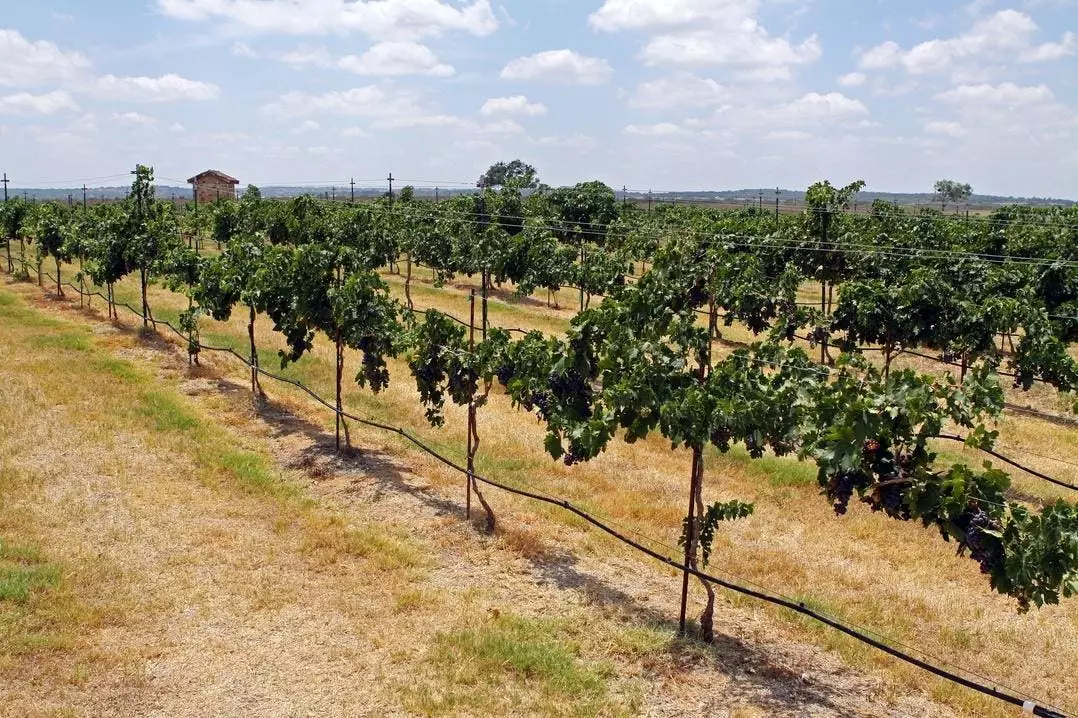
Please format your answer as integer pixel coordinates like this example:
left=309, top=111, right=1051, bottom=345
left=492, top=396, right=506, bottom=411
left=187, top=169, right=239, bottom=185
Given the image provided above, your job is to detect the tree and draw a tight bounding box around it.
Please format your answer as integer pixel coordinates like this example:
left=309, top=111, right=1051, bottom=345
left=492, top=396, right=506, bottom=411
left=476, top=160, right=539, bottom=190
left=934, top=180, right=973, bottom=212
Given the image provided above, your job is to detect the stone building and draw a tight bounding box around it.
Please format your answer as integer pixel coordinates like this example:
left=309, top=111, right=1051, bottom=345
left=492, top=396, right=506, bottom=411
left=187, top=170, right=239, bottom=203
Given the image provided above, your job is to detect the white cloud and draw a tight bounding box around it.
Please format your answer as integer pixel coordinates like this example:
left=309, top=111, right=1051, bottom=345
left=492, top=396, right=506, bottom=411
left=341, top=126, right=371, bottom=138
left=529, top=133, right=596, bottom=150
left=111, top=111, right=157, bottom=125
left=0, top=29, right=90, bottom=87
left=92, top=74, right=221, bottom=102
left=924, top=121, right=967, bottom=137
left=936, top=82, right=1055, bottom=106
left=373, top=114, right=466, bottom=129
left=765, top=130, right=812, bottom=141
left=638, top=29, right=820, bottom=70
left=858, top=10, right=1074, bottom=74
left=280, top=46, right=332, bottom=67
left=1019, top=32, right=1076, bottom=62
left=0, top=89, right=79, bottom=115
left=838, top=72, right=866, bottom=87
left=770, top=92, right=868, bottom=123
left=157, top=0, right=498, bottom=40
left=625, top=122, right=687, bottom=137
left=169, top=122, right=186, bottom=132
left=500, top=50, right=613, bottom=85
left=590, top=0, right=819, bottom=77
left=293, top=119, right=322, bottom=134
left=479, top=95, right=548, bottom=116
left=338, top=42, right=454, bottom=77
left=629, top=73, right=728, bottom=110
left=231, top=41, right=258, bottom=58
left=265, top=86, right=423, bottom=117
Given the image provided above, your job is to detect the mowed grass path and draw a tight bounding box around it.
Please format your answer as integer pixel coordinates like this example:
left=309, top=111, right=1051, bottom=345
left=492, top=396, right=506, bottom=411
left=0, top=280, right=678, bottom=717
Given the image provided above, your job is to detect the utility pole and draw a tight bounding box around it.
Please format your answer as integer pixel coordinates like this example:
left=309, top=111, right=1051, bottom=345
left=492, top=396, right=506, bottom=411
left=774, top=187, right=780, bottom=221
left=622, top=185, right=628, bottom=208
left=387, top=172, right=394, bottom=206
left=350, top=177, right=355, bottom=204
left=331, top=186, right=336, bottom=202
left=647, top=189, right=652, bottom=214
left=435, top=186, right=440, bottom=203
left=68, top=194, right=73, bottom=208
left=2, top=173, right=9, bottom=202
left=82, top=184, right=88, bottom=209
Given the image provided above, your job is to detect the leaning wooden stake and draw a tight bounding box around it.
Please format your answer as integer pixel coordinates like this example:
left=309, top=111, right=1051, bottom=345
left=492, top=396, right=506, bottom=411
left=465, top=289, right=495, bottom=531
left=466, top=291, right=476, bottom=519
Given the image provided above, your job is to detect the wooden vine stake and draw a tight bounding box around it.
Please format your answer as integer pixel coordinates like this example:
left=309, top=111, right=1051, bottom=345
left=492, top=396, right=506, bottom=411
left=466, top=290, right=495, bottom=531
left=333, top=265, right=350, bottom=452
left=466, top=291, right=475, bottom=519
left=679, top=292, right=718, bottom=642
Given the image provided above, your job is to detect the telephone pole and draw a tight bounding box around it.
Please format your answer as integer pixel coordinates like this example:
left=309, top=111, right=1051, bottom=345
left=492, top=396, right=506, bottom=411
left=647, top=189, right=652, bottom=214
left=622, top=185, right=628, bottom=208
left=331, top=186, right=336, bottom=202
left=387, top=172, right=394, bottom=206
left=435, top=186, right=440, bottom=203
left=774, top=187, right=780, bottom=221
left=350, top=177, right=355, bottom=204
left=758, top=190, right=763, bottom=211
left=82, top=184, right=88, bottom=209
left=2, top=173, right=8, bottom=202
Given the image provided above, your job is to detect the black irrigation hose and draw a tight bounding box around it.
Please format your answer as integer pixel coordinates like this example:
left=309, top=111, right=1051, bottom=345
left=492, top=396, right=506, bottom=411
left=14, top=268, right=1070, bottom=718
left=936, top=434, right=1078, bottom=492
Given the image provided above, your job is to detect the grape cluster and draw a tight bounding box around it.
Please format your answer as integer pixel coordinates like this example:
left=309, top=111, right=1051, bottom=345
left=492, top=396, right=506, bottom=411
left=548, top=370, right=593, bottom=419
left=956, top=507, right=1004, bottom=575
left=868, top=482, right=911, bottom=520
left=744, top=433, right=765, bottom=459
left=710, top=426, right=732, bottom=451
left=495, top=363, right=514, bottom=386
left=563, top=448, right=582, bottom=466
left=531, top=391, right=554, bottom=420
left=828, top=472, right=866, bottom=515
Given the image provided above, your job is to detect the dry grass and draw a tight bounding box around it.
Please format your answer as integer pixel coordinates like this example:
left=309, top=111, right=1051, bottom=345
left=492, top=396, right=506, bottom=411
left=7, top=256, right=1077, bottom=716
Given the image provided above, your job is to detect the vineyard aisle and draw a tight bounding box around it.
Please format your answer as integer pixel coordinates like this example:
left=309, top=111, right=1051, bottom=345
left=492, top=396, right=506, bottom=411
left=0, top=280, right=961, bottom=717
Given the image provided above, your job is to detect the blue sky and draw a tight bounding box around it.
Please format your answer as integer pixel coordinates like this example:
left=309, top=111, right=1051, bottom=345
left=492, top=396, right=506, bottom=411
left=1, top=0, right=1076, bottom=196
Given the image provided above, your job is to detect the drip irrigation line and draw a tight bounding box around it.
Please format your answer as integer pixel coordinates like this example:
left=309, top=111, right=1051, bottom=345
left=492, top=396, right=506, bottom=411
left=7, top=267, right=1072, bottom=718
left=936, top=434, right=1078, bottom=492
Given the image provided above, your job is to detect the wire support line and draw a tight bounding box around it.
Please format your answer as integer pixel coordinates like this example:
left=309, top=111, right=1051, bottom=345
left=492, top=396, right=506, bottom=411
left=3, top=265, right=1072, bottom=717
left=289, top=198, right=1078, bottom=270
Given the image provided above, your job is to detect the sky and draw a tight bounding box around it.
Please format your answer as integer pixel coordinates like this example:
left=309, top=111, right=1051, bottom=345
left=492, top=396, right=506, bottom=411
left=1, top=0, right=1076, bottom=196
